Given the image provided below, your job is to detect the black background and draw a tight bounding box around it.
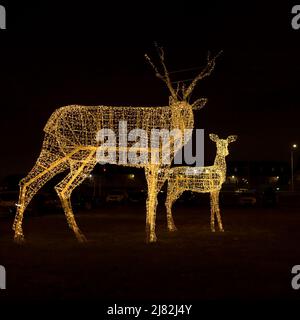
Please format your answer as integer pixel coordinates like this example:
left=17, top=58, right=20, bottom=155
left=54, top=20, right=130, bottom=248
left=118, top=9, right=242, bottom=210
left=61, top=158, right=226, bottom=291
left=0, top=1, right=299, bottom=178
left=1, top=1, right=300, bottom=316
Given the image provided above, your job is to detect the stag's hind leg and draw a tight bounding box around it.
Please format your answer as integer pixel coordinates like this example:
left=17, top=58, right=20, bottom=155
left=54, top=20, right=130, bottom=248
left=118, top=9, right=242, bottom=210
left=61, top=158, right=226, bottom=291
left=13, top=135, right=69, bottom=243
left=54, top=149, right=96, bottom=242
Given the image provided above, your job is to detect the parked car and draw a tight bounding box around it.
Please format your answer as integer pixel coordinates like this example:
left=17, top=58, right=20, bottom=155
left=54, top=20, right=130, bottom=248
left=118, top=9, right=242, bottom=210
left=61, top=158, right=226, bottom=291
left=105, top=190, right=128, bottom=203
left=0, top=191, right=19, bottom=214
left=0, top=190, right=62, bottom=216
left=177, top=190, right=196, bottom=203
left=128, top=190, right=146, bottom=203
left=261, top=186, right=278, bottom=207
left=237, top=190, right=257, bottom=206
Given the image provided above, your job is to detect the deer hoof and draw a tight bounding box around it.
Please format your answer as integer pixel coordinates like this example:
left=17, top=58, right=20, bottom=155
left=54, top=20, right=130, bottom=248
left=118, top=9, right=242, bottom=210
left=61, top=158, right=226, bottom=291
left=14, top=233, right=25, bottom=244
left=148, top=233, right=157, bottom=243
left=75, top=231, right=88, bottom=243
left=168, top=225, right=178, bottom=232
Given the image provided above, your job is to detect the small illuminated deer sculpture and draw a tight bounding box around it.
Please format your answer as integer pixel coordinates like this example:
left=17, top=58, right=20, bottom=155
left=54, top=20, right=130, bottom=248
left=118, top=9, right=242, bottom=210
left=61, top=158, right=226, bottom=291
left=13, top=47, right=221, bottom=243
left=165, top=134, right=237, bottom=232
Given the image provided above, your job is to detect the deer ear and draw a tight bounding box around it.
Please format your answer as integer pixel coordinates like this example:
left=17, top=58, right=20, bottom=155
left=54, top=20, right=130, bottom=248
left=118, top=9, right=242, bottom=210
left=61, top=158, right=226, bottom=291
left=192, top=98, right=207, bottom=110
left=209, top=134, right=219, bottom=142
left=227, top=135, right=238, bottom=143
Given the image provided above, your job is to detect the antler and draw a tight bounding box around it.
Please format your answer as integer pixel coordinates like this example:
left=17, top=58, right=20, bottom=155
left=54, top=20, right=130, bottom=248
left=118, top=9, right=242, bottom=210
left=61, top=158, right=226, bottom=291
left=183, top=50, right=223, bottom=100
left=145, top=44, right=177, bottom=100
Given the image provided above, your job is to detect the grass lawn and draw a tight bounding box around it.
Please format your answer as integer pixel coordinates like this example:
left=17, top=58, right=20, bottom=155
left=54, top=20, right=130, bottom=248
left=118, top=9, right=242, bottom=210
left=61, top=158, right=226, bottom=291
left=1, top=202, right=300, bottom=303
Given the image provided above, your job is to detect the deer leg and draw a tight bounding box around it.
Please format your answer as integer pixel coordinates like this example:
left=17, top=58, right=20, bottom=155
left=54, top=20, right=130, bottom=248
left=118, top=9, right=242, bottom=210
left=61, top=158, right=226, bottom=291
left=210, top=191, right=217, bottom=232
left=13, top=146, right=69, bottom=243
left=54, top=150, right=96, bottom=242
left=145, top=167, right=159, bottom=243
left=165, top=183, right=182, bottom=232
left=214, top=190, right=224, bottom=231
left=155, top=167, right=178, bottom=232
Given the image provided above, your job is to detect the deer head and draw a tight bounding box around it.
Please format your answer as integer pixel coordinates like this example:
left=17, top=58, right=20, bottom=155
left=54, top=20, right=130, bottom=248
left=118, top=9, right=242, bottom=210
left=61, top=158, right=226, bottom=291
left=145, top=44, right=222, bottom=111
left=209, top=134, right=238, bottom=157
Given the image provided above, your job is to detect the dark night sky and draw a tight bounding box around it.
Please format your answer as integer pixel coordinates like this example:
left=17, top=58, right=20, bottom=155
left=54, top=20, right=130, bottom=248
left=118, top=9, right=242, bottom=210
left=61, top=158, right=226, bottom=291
left=0, top=1, right=300, bottom=178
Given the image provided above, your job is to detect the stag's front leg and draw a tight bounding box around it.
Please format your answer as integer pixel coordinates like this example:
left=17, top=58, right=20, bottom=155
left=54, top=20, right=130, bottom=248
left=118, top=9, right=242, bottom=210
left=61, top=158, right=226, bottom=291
left=145, top=167, right=159, bottom=243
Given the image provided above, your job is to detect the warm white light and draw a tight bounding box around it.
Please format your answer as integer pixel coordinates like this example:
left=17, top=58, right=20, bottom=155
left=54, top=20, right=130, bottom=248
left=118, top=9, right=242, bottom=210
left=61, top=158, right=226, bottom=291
left=13, top=46, right=221, bottom=243
left=292, top=144, right=298, bottom=149
left=165, top=134, right=237, bottom=232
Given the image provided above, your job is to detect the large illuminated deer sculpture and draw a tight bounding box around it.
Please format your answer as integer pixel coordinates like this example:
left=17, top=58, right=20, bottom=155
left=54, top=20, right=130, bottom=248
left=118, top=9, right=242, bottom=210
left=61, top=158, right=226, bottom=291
left=13, top=47, right=220, bottom=243
left=165, top=134, right=237, bottom=233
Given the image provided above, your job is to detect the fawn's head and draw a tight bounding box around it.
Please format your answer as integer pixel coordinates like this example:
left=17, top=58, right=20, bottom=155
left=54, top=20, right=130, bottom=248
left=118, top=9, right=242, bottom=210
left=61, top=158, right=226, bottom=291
left=145, top=44, right=222, bottom=112
left=209, top=134, right=238, bottom=157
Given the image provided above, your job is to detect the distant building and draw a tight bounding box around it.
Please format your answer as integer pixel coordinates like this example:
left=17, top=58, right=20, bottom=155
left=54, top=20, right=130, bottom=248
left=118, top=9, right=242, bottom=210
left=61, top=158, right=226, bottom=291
left=225, top=160, right=290, bottom=190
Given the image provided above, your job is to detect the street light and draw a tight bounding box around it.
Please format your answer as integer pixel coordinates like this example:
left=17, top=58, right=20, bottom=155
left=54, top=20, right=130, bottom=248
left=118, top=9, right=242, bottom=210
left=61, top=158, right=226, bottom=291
left=291, top=143, right=298, bottom=192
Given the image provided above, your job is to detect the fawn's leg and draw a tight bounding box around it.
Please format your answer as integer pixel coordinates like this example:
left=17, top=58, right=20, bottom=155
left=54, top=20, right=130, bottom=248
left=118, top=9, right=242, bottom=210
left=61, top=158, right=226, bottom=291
left=55, top=149, right=96, bottom=242
left=214, top=190, right=224, bottom=231
left=13, top=134, right=69, bottom=243
left=165, top=183, right=183, bottom=232
left=210, top=191, right=217, bottom=232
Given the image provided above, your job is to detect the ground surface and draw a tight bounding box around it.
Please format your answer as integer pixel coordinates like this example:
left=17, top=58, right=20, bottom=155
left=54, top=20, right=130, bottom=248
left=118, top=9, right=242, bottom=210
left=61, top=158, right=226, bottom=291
left=1, top=201, right=300, bottom=304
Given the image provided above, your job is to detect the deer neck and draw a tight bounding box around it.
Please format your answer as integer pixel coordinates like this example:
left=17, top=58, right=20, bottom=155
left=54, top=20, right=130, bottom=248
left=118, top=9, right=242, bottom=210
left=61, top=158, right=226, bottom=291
left=171, top=103, right=194, bottom=131
left=185, top=106, right=194, bottom=130
left=214, top=153, right=227, bottom=178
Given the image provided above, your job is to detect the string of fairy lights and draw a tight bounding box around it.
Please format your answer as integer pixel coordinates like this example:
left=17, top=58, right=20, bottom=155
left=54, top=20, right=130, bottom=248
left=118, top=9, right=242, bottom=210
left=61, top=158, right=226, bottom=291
left=165, top=134, right=237, bottom=233
left=13, top=46, right=221, bottom=243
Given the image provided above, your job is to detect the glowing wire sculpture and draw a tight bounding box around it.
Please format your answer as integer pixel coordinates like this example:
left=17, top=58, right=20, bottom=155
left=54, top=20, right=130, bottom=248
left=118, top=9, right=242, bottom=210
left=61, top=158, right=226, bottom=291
left=165, top=134, right=237, bottom=232
left=13, top=47, right=221, bottom=243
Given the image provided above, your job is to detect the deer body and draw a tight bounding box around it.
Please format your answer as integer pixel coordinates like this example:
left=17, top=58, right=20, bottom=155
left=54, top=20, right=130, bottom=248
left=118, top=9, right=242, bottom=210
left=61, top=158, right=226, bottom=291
left=13, top=47, right=220, bottom=243
left=45, top=103, right=194, bottom=158
left=165, top=134, right=237, bottom=233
